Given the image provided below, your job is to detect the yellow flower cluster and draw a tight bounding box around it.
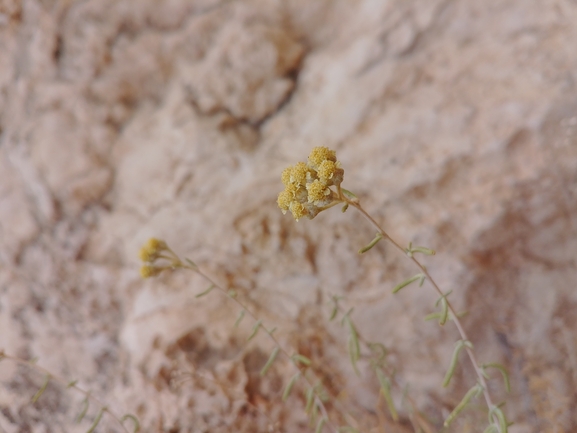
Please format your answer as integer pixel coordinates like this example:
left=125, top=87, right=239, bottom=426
left=138, top=238, right=171, bottom=278
left=138, top=238, right=167, bottom=263
left=277, top=147, right=344, bottom=221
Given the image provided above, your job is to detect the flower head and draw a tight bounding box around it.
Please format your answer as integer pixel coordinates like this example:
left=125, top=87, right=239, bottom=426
left=277, top=190, right=292, bottom=213
left=306, top=179, right=330, bottom=204
left=289, top=201, right=308, bottom=221
left=290, top=162, right=310, bottom=186
left=308, top=146, right=337, bottom=170
left=138, top=238, right=168, bottom=263
left=317, top=160, right=336, bottom=182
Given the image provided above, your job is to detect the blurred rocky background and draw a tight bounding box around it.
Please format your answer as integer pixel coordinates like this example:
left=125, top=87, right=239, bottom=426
left=0, top=0, right=576, bottom=432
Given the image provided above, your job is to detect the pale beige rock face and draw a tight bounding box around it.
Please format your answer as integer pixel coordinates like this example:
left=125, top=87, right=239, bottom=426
left=1, top=0, right=576, bottom=432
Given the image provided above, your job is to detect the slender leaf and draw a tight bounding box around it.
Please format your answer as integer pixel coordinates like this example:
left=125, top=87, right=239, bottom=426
left=315, top=418, right=326, bottom=433
left=282, top=372, right=300, bottom=401
left=392, top=274, right=423, bottom=293
left=358, top=233, right=383, bottom=254
left=406, top=243, right=436, bottom=257
left=86, top=407, right=105, bottom=433
left=483, top=363, right=511, bottom=393
left=310, top=401, right=319, bottom=425
left=234, top=310, right=245, bottom=328
left=329, top=296, right=342, bottom=321
left=292, top=354, right=312, bottom=366
left=439, top=296, right=449, bottom=325
left=121, top=414, right=141, bottom=433
left=184, top=258, right=198, bottom=269
left=368, top=342, right=388, bottom=364
left=195, top=284, right=215, bottom=298
left=31, top=374, right=50, bottom=403
left=341, top=188, right=358, bottom=200
left=260, top=347, right=280, bottom=377
left=424, top=312, right=443, bottom=321
left=443, top=340, right=473, bottom=387
left=305, top=387, right=315, bottom=414
left=329, top=305, right=338, bottom=321
left=376, top=369, right=398, bottom=421
left=76, top=397, right=89, bottom=423
left=340, top=308, right=354, bottom=326
left=434, top=291, right=452, bottom=306
left=344, top=316, right=360, bottom=374
left=444, top=384, right=483, bottom=427
left=247, top=320, right=262, bottom=341
left=489, top=405, right=509, bottom=433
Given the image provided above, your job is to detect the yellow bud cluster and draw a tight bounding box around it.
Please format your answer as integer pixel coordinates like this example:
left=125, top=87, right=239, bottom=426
left=277, top=147, right=344, bottom=221
left=138, top=238, right=167, bottom=263
left=138, top=238, right=172, bottom=278
left=140, top=264, right=164, bottom=278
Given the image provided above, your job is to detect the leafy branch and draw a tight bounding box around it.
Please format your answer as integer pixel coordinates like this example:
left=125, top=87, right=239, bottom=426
left=339, top=186, right=510, bottom=431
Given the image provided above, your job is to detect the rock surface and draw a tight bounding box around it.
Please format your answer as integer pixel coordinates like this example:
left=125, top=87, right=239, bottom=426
left=1, top=0, right=576, bottom=432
